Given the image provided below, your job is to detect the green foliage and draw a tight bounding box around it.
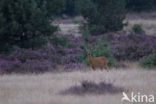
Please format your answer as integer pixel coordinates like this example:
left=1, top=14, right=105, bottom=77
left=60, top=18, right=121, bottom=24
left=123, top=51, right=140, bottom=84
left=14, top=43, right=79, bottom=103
left=82, top=28, right=90, bottom=42
left=91, top=40, right=115, bottom=66
left=79, top=0, right=126, bottom=35
left=36, top=0, right=65, bottom=18
left=22, top=36, right=48, bottom=49
left=79, top=44, right=89, bottom=65
left=50, top=36, right=69, bottom=47
left=126, top=0, right=155, bottom=12
left=64, top=0, right=76, bottom=16
left=63, top=0, right=83, bottom=16
left=140, top=52, right=156, bottom=68
left=132, top=24, right=145, bottom=34
left=80, top=40, right=115, bottom=67
left=0, top=0, right=57, bottom=53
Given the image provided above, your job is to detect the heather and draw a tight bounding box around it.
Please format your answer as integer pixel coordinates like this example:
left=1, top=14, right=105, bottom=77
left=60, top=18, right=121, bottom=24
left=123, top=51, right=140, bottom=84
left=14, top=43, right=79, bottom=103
left=110, top=34, right=156, bottom=60
left=1, top=33, right=156, bottom=74
left=61, top=80, right=124, bottom=95
left=89, top=34, right=156, bottom=61
left=0, top=35, right=84, bottom=74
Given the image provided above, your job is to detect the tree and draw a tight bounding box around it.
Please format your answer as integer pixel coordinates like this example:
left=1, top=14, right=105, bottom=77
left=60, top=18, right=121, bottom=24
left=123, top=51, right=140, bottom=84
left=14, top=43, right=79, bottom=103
left=36, top=0, right=65, bottom=18
left=126, top=0, right=155, bottom=12
left=0, top=0, right=57, bottom=53
left=79, top=0, right=126, bottom=35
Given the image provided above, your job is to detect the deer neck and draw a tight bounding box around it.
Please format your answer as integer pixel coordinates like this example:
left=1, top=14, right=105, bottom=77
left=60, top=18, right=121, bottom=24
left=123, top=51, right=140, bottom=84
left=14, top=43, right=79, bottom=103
left=88, top=54, right=93, bottom=62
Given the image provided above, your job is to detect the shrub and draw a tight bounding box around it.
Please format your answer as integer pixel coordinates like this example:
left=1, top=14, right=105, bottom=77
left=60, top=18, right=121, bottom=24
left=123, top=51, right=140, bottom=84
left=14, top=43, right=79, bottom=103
left=0, top=59, right=21, bottom=74
left=51, top=35, right=68, bottom=47
left=88, top=34, right=156, bottom=61
left=108, top=34, right=156, bottom=60
left=0, top=35, right=84, bottom=74
left=82, top=28, right=90, bottom=42
left=91, top=40, right=115, bottom=66
left=79, top=0, right=126, bottom=35
left=0, top=59, right=56, bottom=74
left=61, top=80, right=124, bottom=95
left=140, top=52, right=156, bottom=68
left=0, top=0, right=57, bottom=53
left=132, top=24, right=145, bottom=34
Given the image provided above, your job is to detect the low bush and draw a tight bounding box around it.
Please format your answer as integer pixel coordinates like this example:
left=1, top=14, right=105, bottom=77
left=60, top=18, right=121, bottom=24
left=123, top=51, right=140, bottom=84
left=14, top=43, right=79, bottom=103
left=0, top=59, right=56, bottom=74
left=131, top=24, right=145, bottom=34
left=88, top=34, right=156, bottom=61
left=110, top=34, right=156, bottom=60
left=140, top=52, right=156, bottom=68
left=0, top=35, right=84, bottom=74
left=91, top=40, right=115, bottom=67
left=61, top=80, right=124, bottom=95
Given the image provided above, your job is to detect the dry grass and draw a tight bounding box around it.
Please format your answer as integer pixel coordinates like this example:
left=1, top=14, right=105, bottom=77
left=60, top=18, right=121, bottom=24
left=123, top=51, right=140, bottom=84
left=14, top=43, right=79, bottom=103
left=53, top=16, right=84, bottom=37
left=124, top=19, right=156, bottom=36
left=0, top=67, right=156, bottom=104
left=124, top=12, right=156, bottom=36
left=53, top=14, right=156, bottom=37
left=58, top=24, right=81, bottom=37
left=57, top=19, right=156, bottom=36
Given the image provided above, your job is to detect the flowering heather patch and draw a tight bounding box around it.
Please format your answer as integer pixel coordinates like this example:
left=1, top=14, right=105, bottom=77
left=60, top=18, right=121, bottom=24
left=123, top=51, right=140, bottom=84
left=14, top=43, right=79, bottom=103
left=61, top=47, right=83, bottom=63
left=114, top=62, right=128, bottom=68
left=61, top=80, right=124, bottom=95
left=110, top=34, right=156, bottom=60
left=0, top=59, right=21, bottom=74
left=21, top=59, right=57, bottom=73
left=7, top=50, right=44, bottom=62
left=89, top=34, right=156, bottom=61
left=64, top=63, right=84, bottom=69
left=1, top=32, right=155, bottom=74
left=0, top=35, right=84, bottom=74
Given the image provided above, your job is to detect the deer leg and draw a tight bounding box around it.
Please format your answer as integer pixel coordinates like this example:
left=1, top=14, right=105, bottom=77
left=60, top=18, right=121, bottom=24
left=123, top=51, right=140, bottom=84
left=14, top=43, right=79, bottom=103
left=104, top=65, right=109, bottom=71
left=91, top=66, right=95, bottom=70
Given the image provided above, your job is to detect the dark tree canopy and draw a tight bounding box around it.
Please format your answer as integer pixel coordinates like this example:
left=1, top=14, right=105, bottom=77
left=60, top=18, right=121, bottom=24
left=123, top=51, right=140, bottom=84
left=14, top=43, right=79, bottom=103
left=79, top=0, right=126, bottom=35
left=0, top=0, right=57, bottom=53
left=126, top=0, right=155, bottom=12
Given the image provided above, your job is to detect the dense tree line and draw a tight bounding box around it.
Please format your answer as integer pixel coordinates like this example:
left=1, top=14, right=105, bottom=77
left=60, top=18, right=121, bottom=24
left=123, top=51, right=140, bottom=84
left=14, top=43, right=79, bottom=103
left=0, top=0, right=156, bottom=53
left=126, top=0, right=156, bottom=12
left=0, top=0, right=60, bottom=53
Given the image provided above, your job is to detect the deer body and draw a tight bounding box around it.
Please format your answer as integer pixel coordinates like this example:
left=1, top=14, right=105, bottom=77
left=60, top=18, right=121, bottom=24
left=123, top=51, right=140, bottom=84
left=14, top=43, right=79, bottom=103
left=88, top=54, right=108, bottom=70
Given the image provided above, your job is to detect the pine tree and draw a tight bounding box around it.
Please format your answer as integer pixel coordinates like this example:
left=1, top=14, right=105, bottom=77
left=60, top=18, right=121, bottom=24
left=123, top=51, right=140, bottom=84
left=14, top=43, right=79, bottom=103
left=0, top=0, right=57, bottom=53
left=79, top=0, right=126, bottom=35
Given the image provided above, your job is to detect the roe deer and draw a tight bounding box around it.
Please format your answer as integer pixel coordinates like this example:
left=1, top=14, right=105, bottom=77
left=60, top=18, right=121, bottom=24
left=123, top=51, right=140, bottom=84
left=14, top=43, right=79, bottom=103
left=87, top=49, right=109, bottom=70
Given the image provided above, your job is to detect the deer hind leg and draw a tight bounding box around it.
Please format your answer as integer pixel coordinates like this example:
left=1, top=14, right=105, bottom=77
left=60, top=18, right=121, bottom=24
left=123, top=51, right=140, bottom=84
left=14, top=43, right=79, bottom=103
left=104, top=64, right=109, bottom=71
left=91, top=65, right=95, bottom=70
